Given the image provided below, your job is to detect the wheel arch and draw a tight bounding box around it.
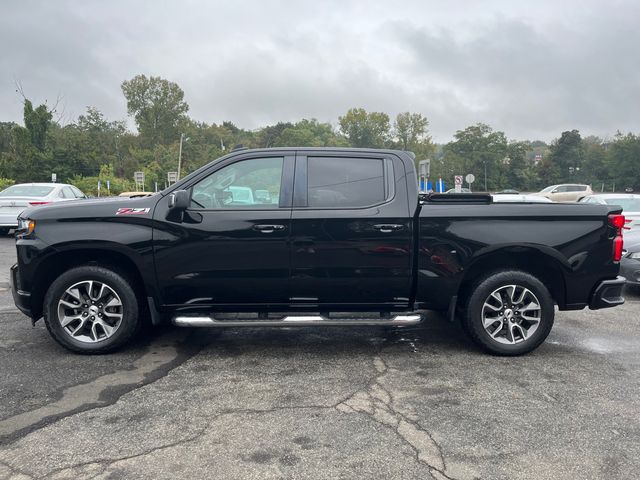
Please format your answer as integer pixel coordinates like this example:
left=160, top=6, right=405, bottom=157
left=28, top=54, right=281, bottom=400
left=31, top=246, right=151, bottom=320
left=456, top=246, right=568, bottom=310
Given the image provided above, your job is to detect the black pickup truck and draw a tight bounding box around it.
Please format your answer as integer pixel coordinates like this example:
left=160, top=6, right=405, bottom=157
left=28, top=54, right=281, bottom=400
left=11, top=148, right=626, bottom=355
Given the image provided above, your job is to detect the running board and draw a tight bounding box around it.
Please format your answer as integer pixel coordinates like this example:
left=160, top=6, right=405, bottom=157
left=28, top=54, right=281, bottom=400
left=172, top=314, right=422, bottom=328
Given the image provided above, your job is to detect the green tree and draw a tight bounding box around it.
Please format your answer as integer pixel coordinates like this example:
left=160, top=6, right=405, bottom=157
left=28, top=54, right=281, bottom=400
left=443, top=123, right=508, bottom=191
left=607, top=132, right=640, bottom=191
left=121, top=75, right=189, bottom=146
left=540, top=130, right=583, bottom=185
left=338, top=108, right=390, bottom=148
left=394, top=112, right=429, bottom=150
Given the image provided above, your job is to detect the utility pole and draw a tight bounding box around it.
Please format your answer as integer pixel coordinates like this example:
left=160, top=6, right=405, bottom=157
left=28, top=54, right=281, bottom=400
left=177, top=133, right=185, bottom=180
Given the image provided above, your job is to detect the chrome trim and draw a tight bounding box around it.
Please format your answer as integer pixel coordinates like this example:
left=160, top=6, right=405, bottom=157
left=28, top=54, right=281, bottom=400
left=172, top=314, right=422, bottom=328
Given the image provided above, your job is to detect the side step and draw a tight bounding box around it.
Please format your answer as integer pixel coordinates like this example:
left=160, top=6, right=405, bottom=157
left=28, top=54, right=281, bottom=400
left=172, top=313, right=422, bottom=328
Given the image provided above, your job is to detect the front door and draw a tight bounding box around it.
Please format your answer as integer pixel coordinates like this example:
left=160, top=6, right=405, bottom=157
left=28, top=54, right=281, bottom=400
left=289, top=152, right=413, bottom=309
left=154, top=154, right=294, bottom=308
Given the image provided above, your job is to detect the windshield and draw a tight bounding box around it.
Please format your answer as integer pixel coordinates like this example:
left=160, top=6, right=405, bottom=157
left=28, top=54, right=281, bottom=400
left=0, top=185, right=55, bottom=197
left=540, top=185, right=557, bottom=193
left=604, top=198, right=640, bottom=211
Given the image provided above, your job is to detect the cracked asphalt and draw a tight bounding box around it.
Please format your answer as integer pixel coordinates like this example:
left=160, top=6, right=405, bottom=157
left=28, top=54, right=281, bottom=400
left=0, top=236, right=639, bottom=479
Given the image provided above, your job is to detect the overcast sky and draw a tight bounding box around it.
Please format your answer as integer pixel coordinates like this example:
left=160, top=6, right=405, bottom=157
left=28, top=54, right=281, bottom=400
left=1, top=0, right=639, bottom=142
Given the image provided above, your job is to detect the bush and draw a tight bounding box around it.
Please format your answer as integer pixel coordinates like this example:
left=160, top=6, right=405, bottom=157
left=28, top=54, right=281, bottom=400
left=0, top=177, right=15, bottom=192
left=69, top=164, right=134, bottom=196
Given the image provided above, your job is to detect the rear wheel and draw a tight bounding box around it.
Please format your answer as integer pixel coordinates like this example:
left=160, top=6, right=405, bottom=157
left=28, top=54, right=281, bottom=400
left=0, top=227, right=10, bottom=235
left=462, top=270, right=554, bottom=355
left=43, top=266, right=140, bottom=354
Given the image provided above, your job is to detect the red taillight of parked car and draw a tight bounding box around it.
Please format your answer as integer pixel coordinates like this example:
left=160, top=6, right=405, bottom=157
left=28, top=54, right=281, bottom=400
left=28, top=201, right=52, bottom=206
left=609, top=213, right=625, bottom=262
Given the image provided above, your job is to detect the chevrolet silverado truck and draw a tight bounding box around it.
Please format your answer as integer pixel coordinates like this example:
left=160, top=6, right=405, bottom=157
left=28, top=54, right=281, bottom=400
left=10, top=148, right=627, bottom=355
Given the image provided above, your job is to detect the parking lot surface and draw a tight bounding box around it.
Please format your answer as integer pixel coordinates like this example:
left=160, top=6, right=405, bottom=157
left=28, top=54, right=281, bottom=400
left=0, top=236, right=638, bottom=480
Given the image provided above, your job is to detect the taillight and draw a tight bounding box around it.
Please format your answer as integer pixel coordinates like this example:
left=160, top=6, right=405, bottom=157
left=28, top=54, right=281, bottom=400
left=609, top=213, right=625, bottom=262
left=29, top=201, right=51, bottom=206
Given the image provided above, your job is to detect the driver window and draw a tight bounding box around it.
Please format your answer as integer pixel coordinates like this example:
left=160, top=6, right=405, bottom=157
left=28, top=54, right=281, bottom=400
left=190, top=157, right=284, bottom=209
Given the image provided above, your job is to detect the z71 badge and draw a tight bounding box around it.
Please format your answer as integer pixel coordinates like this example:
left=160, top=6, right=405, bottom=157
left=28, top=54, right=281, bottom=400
left=116, top=207, right=150, bottom=215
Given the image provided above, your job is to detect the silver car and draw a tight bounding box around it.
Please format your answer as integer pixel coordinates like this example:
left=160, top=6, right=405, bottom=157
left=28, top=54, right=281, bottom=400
left=579, top=194, right=640, bottom=231
left=0, top=183, right=87, bottom=234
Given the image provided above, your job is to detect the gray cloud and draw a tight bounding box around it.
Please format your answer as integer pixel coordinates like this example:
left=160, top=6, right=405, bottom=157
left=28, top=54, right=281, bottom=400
left=1, top=0, right=639, bottom=142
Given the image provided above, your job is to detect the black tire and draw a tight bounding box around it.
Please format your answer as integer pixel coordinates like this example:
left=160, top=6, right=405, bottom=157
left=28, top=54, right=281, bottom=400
left=461, top=270, right=554, bottom=356
left=43, top=266, right=140, bottom=354
left=0, top=227, right=10, bottom=235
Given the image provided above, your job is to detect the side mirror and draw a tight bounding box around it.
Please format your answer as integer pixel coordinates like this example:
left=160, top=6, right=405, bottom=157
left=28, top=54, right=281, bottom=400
left=168, top=190, right=190, bottom=211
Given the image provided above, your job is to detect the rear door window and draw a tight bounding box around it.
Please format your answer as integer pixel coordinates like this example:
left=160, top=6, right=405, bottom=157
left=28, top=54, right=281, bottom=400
left=307, top=156, right=387, bottom=208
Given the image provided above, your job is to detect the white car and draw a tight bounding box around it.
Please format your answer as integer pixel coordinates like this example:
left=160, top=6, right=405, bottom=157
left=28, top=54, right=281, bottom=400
left=579, top=194, right=640, bottom=231
left=492, top=194, right=553, bottom=203
left=532, top=184, right=593, bottom=202
left=0, top=183, right=87, bottom=234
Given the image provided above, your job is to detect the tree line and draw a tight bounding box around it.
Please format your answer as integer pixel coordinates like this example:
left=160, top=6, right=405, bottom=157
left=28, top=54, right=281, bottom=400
left=0, top=74, right=638, bottom=195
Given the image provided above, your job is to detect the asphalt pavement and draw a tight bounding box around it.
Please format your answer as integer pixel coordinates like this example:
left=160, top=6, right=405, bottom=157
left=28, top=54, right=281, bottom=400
left=0, top=236, right=638, bottom=479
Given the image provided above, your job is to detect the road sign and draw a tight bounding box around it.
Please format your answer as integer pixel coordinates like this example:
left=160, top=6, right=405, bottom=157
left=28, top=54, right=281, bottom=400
left=465, top=174, right=475, bottom=184
left=51, top=173, right=57, bottom=183
left=167, top=171, right=178, bottom=184
left=454, top=175, right=463, bottom=193
left=134, top=171, right=145, bottom=183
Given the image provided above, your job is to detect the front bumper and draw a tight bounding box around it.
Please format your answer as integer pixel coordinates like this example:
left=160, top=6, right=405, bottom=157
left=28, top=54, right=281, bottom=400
left=589, top=276, right=626, bottom=309
left=10, top=263, right=33, bottom=317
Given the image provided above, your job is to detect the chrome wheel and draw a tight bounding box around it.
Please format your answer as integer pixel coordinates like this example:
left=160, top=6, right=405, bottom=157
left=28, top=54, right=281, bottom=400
left=56, top=280, right=123, bottom=343
left=481, top=284, right=541, bottom=345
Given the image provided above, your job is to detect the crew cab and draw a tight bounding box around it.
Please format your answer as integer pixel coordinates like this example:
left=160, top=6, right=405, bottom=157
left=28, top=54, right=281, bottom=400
left=10, top=148, right=626, bottom=355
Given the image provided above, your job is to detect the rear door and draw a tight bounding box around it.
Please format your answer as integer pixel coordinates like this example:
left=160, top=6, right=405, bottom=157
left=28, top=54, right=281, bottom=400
left=289, top=151, right=413, bottom=309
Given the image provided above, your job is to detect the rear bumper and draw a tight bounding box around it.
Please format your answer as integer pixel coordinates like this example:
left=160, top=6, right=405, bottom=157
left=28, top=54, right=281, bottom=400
left=10, top=263, right=33, bottom=317
left=0, top=213, right=19, bottom=226
left=589, top=276, right=626, bottom=309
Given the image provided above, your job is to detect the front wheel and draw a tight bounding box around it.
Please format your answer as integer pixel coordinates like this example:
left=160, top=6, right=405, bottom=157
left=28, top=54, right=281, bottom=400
left=43, top=266, right=140, bottom=354
left=462, top=270, right=555, bottom=355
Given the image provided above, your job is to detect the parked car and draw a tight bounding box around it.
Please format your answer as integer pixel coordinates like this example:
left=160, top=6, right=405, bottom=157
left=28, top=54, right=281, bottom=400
left=579, top=194, right=640, bottom=231
left=492, top=194, right=553, bottom=203
left=620, top=230, right=640, bottom=287
left=0, top=183, right=86, bottom=234
left=532, top=184, right=593, bottom=202
left=494, top=189, right=520, bottom=195
left=118, top=192, right=155, bottom=198
left=445, top=187, right=472, bottom=194
left=11, top=148, right=626, bottom=356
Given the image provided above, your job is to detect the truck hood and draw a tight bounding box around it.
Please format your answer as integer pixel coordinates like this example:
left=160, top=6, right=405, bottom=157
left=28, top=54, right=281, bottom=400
left=19, top=195, right=160, bottom=221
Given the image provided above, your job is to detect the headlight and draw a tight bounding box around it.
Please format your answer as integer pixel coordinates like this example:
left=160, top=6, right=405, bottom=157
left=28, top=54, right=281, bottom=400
left=17, top=218, right=36, bottom=235
left=628, top=251, right=640, bottom=260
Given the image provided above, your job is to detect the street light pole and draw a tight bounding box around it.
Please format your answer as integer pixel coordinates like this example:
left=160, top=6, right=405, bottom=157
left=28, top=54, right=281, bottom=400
left=177, top=133, right=184, bottom=180
left=484, top=161, right=487, bottom=191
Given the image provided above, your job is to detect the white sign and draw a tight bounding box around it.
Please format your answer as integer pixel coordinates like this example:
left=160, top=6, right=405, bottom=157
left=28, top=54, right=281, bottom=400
left=454, top=175, right=463, bottom=193
left=51, top=173, right=57, bottom=183
left=167, top=171, right=178, bottom=184
left=134, top=171, right=145, bottom=184
left=465, top=174, right=475, bottom=184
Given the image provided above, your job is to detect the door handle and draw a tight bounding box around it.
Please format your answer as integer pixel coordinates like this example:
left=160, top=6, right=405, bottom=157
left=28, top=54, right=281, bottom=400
left=253, top=224, right=286, bottom=233
left=373, top=224, right=404, bottom=233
